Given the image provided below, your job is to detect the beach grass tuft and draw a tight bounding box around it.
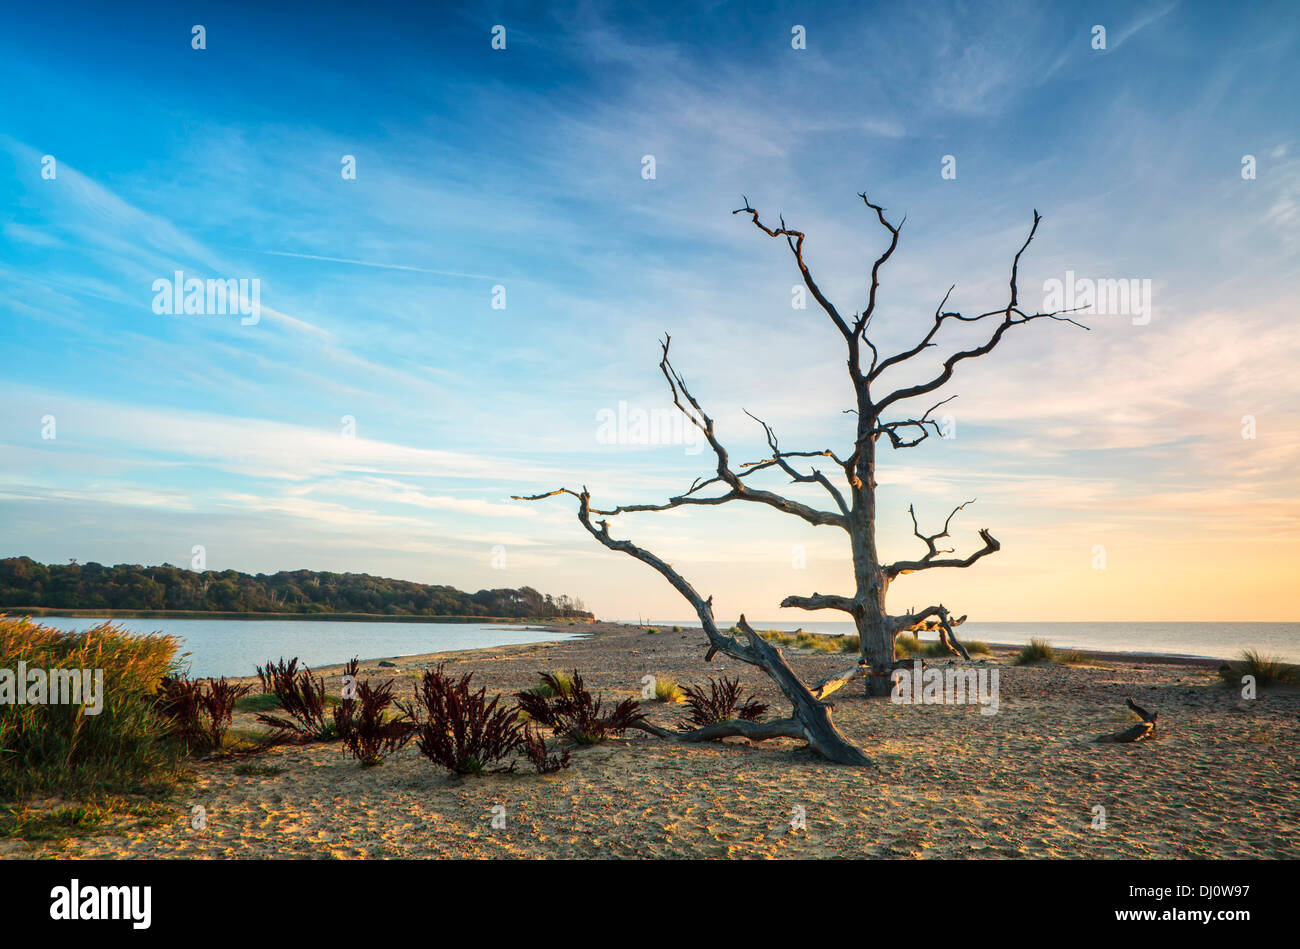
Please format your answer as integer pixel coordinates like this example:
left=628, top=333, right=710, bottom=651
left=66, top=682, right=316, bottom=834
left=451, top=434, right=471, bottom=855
left=758, top=628, right=859, bottom=653
left=653, top=677, right=684, bottom=703
left=1013, top=638, right=1056, bottom=665
left=1218, top=650, right=1300, bottom=689
left=527, top=670, right=575, bottom=698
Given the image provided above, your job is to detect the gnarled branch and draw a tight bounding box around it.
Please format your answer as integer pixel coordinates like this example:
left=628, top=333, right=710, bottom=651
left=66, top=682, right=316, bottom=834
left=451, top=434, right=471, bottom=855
left=779, top=592, right=859, bottom=614
left=884, top=501, right=1000, bottom=579
left=894, top=605, right=971, bottom=660
left=512, top=487, right=871, bottom=765
left=871, top=395, right=957, bottom=450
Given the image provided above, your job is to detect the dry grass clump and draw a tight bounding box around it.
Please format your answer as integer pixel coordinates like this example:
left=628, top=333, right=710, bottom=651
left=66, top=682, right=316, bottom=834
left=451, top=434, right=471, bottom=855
left=0, top=616, right=181, bottom=800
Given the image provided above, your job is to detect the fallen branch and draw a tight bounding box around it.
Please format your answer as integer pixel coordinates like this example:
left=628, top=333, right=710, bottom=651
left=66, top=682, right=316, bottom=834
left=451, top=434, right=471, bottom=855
left=632, top=717, right=806, bottom=743
left=1095, top=698, right=1158, bottom=743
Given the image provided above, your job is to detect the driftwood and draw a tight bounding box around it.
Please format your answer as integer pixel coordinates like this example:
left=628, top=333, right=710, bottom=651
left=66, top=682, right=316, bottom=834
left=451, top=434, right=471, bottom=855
left=516, top=191, right=1088, bottom=761
left=1095, top=698, right=1158, bottom=743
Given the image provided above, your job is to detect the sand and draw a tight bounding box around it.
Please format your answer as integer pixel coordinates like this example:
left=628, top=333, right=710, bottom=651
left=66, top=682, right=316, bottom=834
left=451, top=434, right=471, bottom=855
left=11, top=622, right=1299, bottom=859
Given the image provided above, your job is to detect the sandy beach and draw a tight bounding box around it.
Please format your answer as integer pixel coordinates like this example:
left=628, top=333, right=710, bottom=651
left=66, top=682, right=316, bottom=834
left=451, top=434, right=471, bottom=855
left=9, top=622, right=1298, bottom=859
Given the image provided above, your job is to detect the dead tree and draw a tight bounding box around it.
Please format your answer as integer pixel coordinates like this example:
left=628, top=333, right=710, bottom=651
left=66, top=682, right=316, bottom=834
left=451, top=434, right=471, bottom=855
left=517, top=192, right=1087, bottom=765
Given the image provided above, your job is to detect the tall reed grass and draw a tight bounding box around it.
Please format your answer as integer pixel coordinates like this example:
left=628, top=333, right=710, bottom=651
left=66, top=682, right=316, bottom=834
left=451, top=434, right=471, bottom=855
left=0, top=615, right=182, bottom=800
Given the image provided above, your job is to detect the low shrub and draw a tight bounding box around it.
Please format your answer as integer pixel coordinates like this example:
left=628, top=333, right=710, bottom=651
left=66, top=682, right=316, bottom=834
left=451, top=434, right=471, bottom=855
left=522, top=726, right=571, bottom=773
left=155, top=675, right=251, bottom=753
left=334, top=676, right=416, bottom=767
left=402, top=664, right=524, bottom=774
left=514, top=670, right=644, bottom=744
left=679, top=676, right=769, bottom=729
left=255, top=656, right=339, bottom=742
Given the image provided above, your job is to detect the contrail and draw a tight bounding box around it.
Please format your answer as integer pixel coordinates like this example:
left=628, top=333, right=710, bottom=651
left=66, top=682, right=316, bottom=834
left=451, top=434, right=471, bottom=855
left=229, top=248, right=498, bottom=281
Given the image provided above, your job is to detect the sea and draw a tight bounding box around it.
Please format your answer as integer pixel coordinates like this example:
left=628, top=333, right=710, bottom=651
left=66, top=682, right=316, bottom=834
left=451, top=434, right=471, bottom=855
left=30, top=616, right=586, bottom=679
left=641, top=619, right=1300, bottom=664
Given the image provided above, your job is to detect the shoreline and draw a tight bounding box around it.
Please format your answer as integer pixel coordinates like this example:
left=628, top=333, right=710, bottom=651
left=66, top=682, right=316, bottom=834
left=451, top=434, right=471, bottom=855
left=254, top=622, right=1234, bottom=680
left=4, top=608, right=592, bottom=624
left=11, top=619, right=1298, bottom=859
left=16, top=609, right=1238, bottom=667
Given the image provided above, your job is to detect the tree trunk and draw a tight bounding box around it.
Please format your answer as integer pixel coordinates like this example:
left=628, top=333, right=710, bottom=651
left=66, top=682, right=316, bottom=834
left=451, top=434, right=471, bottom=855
left=852, top=419, right=897, bottom=696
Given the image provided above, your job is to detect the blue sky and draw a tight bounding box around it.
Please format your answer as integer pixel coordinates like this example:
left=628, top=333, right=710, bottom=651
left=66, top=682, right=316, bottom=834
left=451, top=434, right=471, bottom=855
left=1, top=0, right=1297, bottom=621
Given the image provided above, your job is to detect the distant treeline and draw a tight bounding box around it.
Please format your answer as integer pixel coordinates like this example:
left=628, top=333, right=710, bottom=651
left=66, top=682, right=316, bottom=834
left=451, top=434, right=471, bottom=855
left=0, top=557, right=593, bottom=619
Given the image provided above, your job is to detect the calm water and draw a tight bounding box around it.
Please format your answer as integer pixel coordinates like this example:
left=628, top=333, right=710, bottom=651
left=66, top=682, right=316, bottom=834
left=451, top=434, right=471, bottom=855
left=646, top=620, right=1300, bottom=664
left=34, top=617, right=585, bottom=678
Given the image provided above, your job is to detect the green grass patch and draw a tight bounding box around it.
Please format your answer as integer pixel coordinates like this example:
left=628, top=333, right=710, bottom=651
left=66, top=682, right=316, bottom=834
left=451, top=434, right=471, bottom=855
left=235, top=692, right=282, bottom=712
left=0, top=795, right=174, bottom=843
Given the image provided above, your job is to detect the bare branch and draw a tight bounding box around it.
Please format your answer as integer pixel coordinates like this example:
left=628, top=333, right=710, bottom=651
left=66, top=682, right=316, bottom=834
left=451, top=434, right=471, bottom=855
left=654, top=337, right=849, bottom=530
left=631, top=717, right=806, bottom=743
left=809, top=664, right=869, bottom=700
left=855, top=192, right=903, bottom=372
left=884, top=500, right=1000, bottom=579
left=872, top=212, right=1090, bottom=413
left=870, top=395, right=957, bottom=450
left=885, top=528, right=999, bottom=579
left=779, top=592, right=859, bottom=614
left=894, top=605, right=971, bottom=660
left=733, top=198, right=854, bottom=345
left=740, top=410, right=851, bottom=518
left=894, top=607, right=968, bottom=634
